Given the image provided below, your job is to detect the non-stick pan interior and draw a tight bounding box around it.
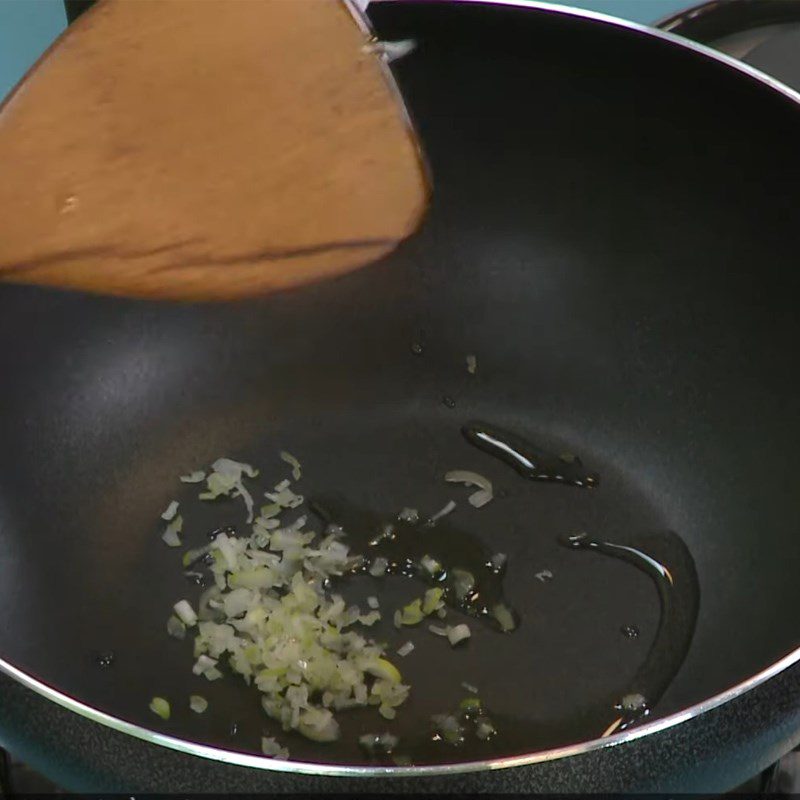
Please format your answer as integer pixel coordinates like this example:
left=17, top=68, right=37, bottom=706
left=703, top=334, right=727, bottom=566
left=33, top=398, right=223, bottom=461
left=0, top=0, right=799, bottom=768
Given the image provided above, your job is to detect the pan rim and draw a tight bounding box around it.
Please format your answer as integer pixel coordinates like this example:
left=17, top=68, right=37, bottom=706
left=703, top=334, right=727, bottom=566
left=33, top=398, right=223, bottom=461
left=3, top=643, right=800, bottom=777
left=3, top=0, right=800, bottom=780
left=408, top=0, right=800, bottom=108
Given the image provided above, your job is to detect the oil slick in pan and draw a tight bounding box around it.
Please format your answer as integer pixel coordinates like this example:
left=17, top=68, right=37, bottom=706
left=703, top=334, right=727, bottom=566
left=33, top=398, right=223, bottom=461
left=465, top=420, right=699, bottom=739
left=319, top=419, right=699, bottom=749
left=561, top=531, right=700, bottom=736
left=311, top=496, right=519, bottom=633
left=462, top=420, right=600, bottom=488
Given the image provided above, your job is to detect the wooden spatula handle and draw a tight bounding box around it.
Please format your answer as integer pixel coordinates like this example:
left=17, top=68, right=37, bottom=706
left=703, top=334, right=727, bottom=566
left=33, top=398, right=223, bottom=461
left=0, top=0, right=427, bottom=300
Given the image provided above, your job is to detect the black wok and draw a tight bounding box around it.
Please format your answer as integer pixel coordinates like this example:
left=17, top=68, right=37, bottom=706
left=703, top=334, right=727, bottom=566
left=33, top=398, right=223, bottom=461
left=1, top=0, right=800, bottom=792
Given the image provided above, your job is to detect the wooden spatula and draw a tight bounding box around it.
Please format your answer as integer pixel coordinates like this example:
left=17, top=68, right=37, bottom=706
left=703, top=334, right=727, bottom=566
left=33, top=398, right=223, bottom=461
left=0, top=0, right=427, bottom=300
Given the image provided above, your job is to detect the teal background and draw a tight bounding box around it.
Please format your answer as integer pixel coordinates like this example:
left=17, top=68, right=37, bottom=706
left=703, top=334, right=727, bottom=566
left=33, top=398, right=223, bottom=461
left=0, top=0, right=66, bottom=101
left=0, top=0, right=687, bottom=103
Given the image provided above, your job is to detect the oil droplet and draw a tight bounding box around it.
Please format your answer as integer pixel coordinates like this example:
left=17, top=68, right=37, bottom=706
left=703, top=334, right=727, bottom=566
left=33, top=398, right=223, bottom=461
left=208, top=525, right=236, bottom=541
left=485, top=553, right=507, bottom=575
left=229, top=722, right=239, bottom=736
left=621, top=624, right=640, bottom=639
left=410, top=341, right=424, bottom=356
left=561, top=531, right=588, bottom=548
left=96, top=651, right=115, bottom=668
left=184, top=570, right=206, bottom=586
left=442, top=395, right=456, bottom=409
